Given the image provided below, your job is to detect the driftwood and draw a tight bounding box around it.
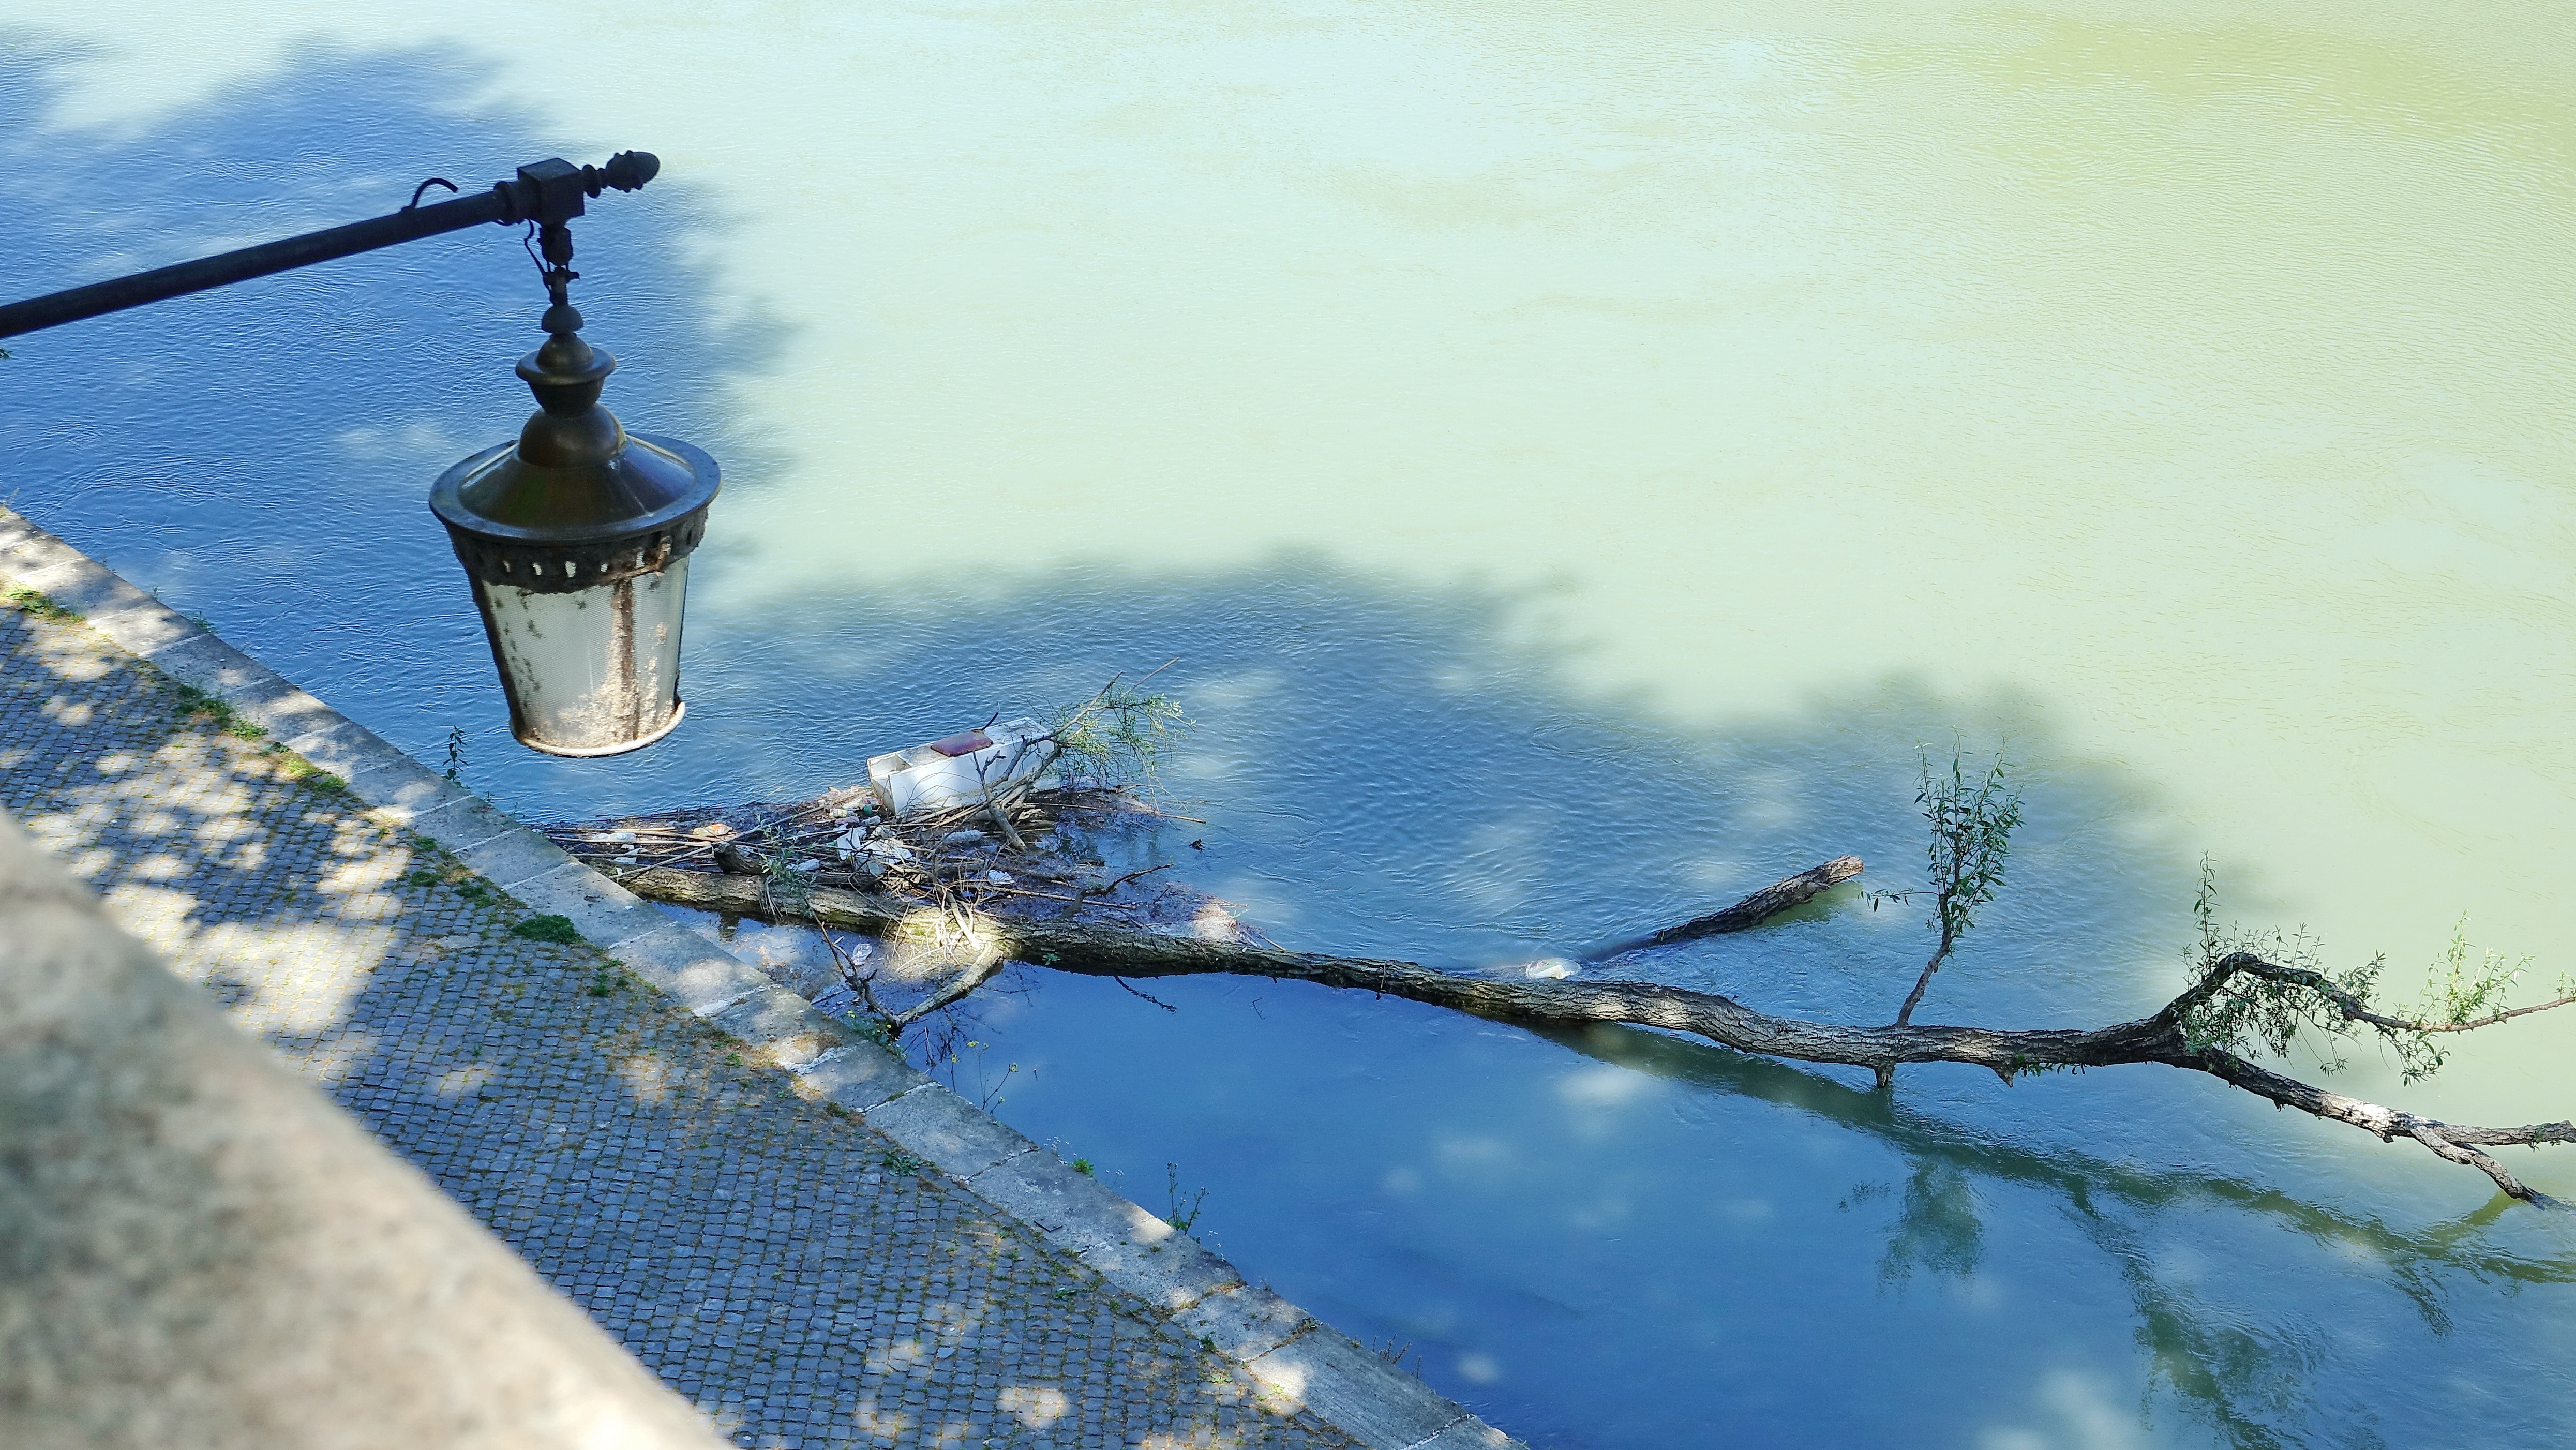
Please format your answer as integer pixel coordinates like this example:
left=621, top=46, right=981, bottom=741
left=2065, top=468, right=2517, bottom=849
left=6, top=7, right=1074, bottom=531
left=543, top=782, right=1223, bottom=938
left=607, top=859, right=2575, bottom=1206
left=1583, top=856, right=1863, bottom=962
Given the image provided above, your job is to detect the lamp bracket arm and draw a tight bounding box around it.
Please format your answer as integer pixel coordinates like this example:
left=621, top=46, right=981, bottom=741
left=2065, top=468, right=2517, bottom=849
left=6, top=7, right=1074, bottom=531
left=0, top=151, right=662, bottom=341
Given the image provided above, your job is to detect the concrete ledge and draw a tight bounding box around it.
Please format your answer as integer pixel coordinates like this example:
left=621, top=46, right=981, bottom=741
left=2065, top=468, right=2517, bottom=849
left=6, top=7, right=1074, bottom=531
left=1402, top=1421, right=1519, bottom=1449
left=70, top=592, right=200, bottom=659
left=1246, top=1329, right=1471, bottom=1450
left=965, top=1152, right=1243, bottom=1311
left=703, top=986, right=847, bottom=1070
left=790, top=1042, right=931, bottom=1112
left=407, top=790, right=532, bottom=853
left=3, top=554, right=107, bottom=607
left=454, top=827, right=582, bottom=899
left=136, top=632, right=284, bottom=696
left=293, top=722, right=436, bottom=792
left=860, top=1083, right=1038, bottom=1179
left=341, top=753, right=476, bottom=829
left=276, top=715, right=386, bottom=765
left=1174, top=1285, right=1313, bottom=1361
left=605, top=924, right=774, bottom=1013
left=0, top=504, right=1529, bottom=1450
left=507, top=864, right=674, bottom=951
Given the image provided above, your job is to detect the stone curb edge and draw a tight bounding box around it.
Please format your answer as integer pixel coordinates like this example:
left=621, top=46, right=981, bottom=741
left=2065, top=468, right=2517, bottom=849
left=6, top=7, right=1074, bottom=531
left=0, top=506, right=1523, bottom=1450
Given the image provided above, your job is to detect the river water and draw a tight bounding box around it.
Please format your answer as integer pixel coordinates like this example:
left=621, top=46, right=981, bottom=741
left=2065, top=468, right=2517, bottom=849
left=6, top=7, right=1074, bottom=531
left=6, top=3, right=2574, bottom=1445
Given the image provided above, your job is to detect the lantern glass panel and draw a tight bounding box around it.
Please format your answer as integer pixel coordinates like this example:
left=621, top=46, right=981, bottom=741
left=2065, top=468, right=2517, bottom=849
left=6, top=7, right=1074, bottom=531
left=474, top=559, right=690, bottom=756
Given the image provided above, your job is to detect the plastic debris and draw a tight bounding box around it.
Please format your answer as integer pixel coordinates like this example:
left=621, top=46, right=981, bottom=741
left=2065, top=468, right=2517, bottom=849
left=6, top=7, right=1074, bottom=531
left=867, top=717, right=1060, bottom=818
left=986, top=871, right=1014, bottom=885
left=942, top=829, right=989, bottom=847
left=1521, top=959, right=1578, bottom=980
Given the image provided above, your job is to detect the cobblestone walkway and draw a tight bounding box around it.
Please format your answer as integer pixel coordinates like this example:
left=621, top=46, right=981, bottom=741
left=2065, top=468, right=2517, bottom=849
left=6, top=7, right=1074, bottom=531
left=1, top=589, right=1355, bottom=1450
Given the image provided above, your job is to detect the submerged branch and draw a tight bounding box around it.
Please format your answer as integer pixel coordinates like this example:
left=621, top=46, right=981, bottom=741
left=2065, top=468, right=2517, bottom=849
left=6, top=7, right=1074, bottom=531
left=891, top=952, right=1013, bottom=1032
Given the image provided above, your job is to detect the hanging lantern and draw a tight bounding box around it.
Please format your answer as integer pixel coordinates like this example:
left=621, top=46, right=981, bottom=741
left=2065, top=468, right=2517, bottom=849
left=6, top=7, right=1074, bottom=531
left=429, top=298, right=719, bottom=756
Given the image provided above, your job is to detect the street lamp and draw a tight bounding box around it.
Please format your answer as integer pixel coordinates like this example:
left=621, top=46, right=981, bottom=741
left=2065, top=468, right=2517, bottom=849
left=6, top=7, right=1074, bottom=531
left=428, top=160, right=720, bottom=756
left=0, top=152, right=717, bottom=757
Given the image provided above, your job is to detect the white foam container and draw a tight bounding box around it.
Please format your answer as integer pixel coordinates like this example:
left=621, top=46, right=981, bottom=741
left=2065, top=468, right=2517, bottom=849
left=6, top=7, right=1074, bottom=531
left=866, top=717, right=1060, bottom=817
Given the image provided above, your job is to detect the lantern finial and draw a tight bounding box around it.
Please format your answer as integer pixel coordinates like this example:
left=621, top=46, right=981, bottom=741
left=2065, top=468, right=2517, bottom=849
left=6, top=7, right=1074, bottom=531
left=513, top=302, right=621, bottom=469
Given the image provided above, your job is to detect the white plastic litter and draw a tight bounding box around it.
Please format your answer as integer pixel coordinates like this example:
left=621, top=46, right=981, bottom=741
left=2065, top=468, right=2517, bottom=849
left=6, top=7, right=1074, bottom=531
left=867, top=717, right=1060, bottom=818
left=985, top=871, right=1014, bottom=885
left=1521, top=959, right=1579, bottom=980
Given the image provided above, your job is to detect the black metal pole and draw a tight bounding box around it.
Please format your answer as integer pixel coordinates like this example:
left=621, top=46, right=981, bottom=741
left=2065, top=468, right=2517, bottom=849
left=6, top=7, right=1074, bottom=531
left=0, top=151, right=659, bottom=341
left=0, top=191, right=504, bottom=340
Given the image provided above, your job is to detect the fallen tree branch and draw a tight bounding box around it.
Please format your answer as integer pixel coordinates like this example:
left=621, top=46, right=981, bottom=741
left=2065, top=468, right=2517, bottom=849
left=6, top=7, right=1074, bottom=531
left=608, top=863, right=2573, bottom=1205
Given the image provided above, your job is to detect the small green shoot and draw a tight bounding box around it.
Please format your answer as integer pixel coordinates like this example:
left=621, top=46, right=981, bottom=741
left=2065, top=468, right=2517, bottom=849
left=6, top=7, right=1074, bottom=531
left=1163, top=1162, right=1209, bottom=1234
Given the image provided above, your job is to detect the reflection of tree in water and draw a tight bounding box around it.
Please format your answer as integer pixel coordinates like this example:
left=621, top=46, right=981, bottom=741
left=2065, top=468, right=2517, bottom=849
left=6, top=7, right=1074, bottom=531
left=2089, top=1205, right=2333, bottom=1450
left=1864, top=1161, right=1985, bottom=1285
left=1544, top=1020, right=2572, bottom=1449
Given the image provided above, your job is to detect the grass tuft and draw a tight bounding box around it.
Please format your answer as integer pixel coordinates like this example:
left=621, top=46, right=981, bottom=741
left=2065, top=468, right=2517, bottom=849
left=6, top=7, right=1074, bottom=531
left=167, top=682, right=267, bottom=740
left=510, top=914, right=581, bottom=944
left=4, top=585, right=81, bottom=622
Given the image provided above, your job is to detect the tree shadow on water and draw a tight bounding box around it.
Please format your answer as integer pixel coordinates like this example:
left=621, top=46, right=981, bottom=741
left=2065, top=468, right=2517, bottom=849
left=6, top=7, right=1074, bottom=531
left=572, top=554, right=2195, bottom=983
